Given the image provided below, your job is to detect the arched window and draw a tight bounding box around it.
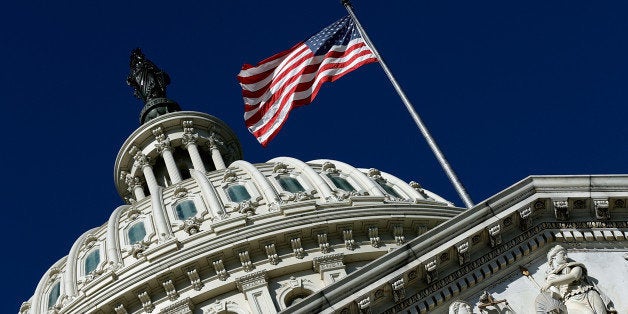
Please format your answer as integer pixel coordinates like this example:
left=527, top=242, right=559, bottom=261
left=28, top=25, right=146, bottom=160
left=327, top=174, right=355, bottom=192
left=278, top=175, right=305, bottom=193
left=175, top=200, right=197, bottom=220
left=377, top=180, right=402, bottom=198
left=227, top=184, right=251, bottom=202
left=47, top=281, right=61, bottom=309
left=84, top=249, right=100, bottom=275
left=285, top=288, right=313, bottom=307
left=128, top=221, right=146, bottom=244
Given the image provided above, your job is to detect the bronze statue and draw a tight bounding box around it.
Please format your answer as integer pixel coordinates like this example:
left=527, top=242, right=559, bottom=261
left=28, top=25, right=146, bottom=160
left=127, top=48, right=180, bottom=124
left=127, top=48, right=170, bottom=102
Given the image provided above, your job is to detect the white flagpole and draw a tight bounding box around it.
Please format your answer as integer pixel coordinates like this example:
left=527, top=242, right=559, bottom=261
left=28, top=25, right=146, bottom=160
left=342, top=0, right=475, bottom=208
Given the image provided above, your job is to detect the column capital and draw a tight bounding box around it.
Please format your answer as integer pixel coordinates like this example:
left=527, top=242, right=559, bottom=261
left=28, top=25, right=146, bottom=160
left=131, top=147, right=151, bottom=169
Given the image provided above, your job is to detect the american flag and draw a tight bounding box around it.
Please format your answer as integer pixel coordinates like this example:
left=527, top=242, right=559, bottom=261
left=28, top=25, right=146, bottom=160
left=238, top=16, right=378, bottom=146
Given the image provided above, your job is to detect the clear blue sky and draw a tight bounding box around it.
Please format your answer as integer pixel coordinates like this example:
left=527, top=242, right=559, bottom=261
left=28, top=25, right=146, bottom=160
left=4, top=1, right=627, bottom=312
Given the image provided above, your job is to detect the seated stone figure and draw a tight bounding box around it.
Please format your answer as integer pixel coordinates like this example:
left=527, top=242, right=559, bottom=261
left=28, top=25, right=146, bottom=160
left=540, top=245, right=615, bottom=314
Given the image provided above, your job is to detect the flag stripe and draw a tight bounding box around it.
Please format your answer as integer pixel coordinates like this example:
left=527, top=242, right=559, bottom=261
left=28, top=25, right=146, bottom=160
left=238, top=16, right=377, bottom=146
left=244, top=41, right=376, bottom=129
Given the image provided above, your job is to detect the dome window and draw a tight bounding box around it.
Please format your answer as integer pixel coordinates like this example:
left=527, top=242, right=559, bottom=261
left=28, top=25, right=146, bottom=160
left=226, top=184, right=252, bottom=202
left=84, top=249, right=100, bottom=275
left=377, top=180, right=402, bottom=199
left=47, top=281, right=60, bottom=309
left=278, top=175, right=305, bottom=193
left=327, top=174, right=355, bottom=192
left=175, top=200, right=198, bottom=220
left=128, top=221, right=147, bottom=244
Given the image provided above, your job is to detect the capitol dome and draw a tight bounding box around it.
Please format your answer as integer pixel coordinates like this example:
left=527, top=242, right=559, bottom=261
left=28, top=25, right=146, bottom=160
left=20, top=52, right=463, bottom=314
left=22, top=108, right=461, bottom=314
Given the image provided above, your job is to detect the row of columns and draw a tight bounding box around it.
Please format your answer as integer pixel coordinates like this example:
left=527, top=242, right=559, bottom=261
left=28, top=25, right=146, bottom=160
left=125, top=125, right=227, bottom=202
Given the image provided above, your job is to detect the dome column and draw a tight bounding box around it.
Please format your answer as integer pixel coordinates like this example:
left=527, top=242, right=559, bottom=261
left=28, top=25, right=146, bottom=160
left=124, top=173, right=146, bottom=200
left=209, top=133, right=226, bottom=170
left=182, top=121, right=207, bottom=173
left=133, top=148, right=173, bottom=242
left=154, top=128, right=182, bottom=184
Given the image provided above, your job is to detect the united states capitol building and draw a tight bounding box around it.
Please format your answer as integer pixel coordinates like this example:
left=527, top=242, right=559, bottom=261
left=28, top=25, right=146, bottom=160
left=20, top=50, right=627, bottom=314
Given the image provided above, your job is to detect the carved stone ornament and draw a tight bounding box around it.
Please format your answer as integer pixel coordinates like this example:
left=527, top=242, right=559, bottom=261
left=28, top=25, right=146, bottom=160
left=313, top=253, right=345, bottom=273
left=162, top=279, right=179, bottom=301
left=182, top=217, right=202, bottom=235
left=321, top=161, right=339, bottom=173
left=114, top=304, right=128, bottom=314
left=265, top=243, right=280, bottom=265
left=291, top=237, right=305, bottom=259
left=222, top=169, right=238, bottom=183
left=357, top=296, right=372, bottom=313
left=161, top=297, right=194, bottom=314
left=172, top=185, right=189, bottom=200
left=367, top=168, right=382, bottom=179
left=238, top=251, right=254, bottom=272
left=137, top=290, right=154, bottom=313
left=273, top=162, right=289, bottom=174
left=477, top=290, right=508, bottom=312
left=208, top=132, right=224, bottom=149
left=519, top=206, right=533, bottom=230
left=409, top=180, right=432, bottom=200
left=368, top=226, right=381, bottom=248
left=393, top=225, right=405, bottom=245
left=553, top=200, right=569, bottom=220
left=343, top=229, right=356, bottom=250
left=281, top=190, right=317, bottom=202
left=186, top=268, right=203, bottom=291
left=448, top=300, right=473, bottom=314
left=212, top=259, right=229, bottom=281
left=236, top=270, right=268, bottom=292
left=425, top=260, right=438, bottom=284
left=456, top=241, right=470, bottom=266
left=539, top=245, right=616, bottom=313
left=391, top=278, right=406, bottom=302
left=129, top=240, right=150, bottom=259
left=230, top=197, right=261, bottom=216
left=487, top=224, right=502, bottom=248
left=318, top=233, right=331, bottom=253
left=594, top=199, right=610, bottom=220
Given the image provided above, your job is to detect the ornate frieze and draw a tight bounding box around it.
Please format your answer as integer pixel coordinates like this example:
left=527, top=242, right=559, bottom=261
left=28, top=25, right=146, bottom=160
left=313, top=253, right=345, bottom=273
left=160, top=297, right=194, bottom=314
left=235, top=270, right=267, bottom=292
